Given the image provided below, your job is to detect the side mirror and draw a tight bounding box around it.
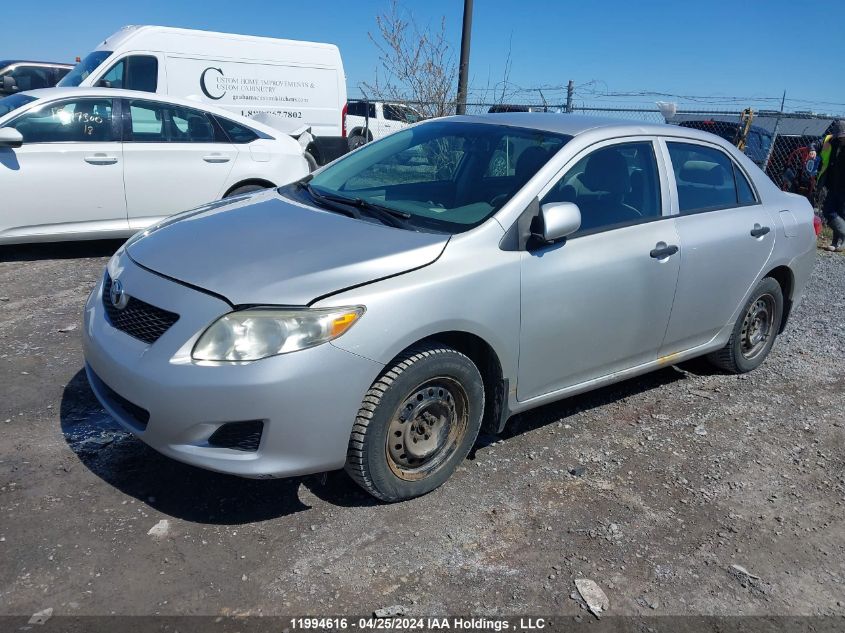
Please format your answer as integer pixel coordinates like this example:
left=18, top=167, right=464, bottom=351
left=2, top=76, right=19, bottom=93
left=0, top=127, right=23, bottom=148
left=535, top=202, right=581, bottom=242
left=97, top=79, right=112, bottom=88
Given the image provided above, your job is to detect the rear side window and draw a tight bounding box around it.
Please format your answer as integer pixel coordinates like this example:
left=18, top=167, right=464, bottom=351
left=667, top=142, right=738, bottom=214
left=216, top=116, right=259, bottom=143
left=128, top=99, right=215, bottom=143
left=347, top=101, right=376, bottom=118
left=102, top=56, right=158, bottom=92
left=7, top=99, right=114, bottom=143
left=734, top=164, right=758, bottom=205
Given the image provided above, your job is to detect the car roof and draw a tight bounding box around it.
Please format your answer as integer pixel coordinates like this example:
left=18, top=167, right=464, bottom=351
left=446, top=112, right=738, bottom=144
left=0, top=60, right=73, bottom=68
left=12, top=87, right=280, bottom=137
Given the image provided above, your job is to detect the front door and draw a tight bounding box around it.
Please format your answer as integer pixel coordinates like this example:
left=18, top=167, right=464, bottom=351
left=121, top=98, right=236, bottom=229
left=659, top=140, right=776, bottom=355
left=0, top=97, right=126, bottom=240
left=517, top=139, right=681, bottom=401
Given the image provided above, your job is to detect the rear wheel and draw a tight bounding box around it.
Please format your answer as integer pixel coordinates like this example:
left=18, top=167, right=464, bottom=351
left=225, top=183, right=266, bottom=197
left=303, top=151, right=318, bottom=172
left=345, top=343, right=484, bottom=502
left=348, top=134, right=367, bottom=151
left=707, top=277, right=783, bottom=373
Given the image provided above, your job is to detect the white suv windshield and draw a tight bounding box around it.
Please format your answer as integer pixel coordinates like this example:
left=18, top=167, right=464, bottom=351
left=308, top=120, right=570, bottom=233
left=57, top=51, right=112, bottom=87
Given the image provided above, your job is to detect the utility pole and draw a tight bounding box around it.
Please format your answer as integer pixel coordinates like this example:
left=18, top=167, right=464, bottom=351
left=565, top=79, right=574, bottom=113
left=455, top=0, right=473, bottom=115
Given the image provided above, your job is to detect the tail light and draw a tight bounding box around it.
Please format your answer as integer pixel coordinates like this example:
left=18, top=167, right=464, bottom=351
left=341, top=102, right=348, bottom=137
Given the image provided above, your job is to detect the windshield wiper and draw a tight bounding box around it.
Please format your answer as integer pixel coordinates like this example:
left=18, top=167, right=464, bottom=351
left=303, top=183, right=364, bottom=220
left=303, top=184, right=415, bottom=230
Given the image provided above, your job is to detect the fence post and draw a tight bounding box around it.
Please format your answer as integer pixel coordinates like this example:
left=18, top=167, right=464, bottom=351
left=566, top=80, right=574, bottom=113
left=763, top=90, right=786, bottom=173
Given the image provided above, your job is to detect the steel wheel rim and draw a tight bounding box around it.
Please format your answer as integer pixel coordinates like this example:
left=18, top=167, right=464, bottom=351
left=386, top=377, right=469, bottom=481
left=740, top=293, right=775, bottom=360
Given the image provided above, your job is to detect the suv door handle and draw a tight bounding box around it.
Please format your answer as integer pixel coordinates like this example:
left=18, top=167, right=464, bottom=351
left=650, top=243, right=679, bottom=259
left=203, top=154, right=231, bottom=163
left=84, top=154, right=118, bottom=165
left=750, top=224, right=771, bottom=238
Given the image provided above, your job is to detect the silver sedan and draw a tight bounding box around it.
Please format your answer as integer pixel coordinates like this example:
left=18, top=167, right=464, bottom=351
left=83, top=114, right=816, bottom=501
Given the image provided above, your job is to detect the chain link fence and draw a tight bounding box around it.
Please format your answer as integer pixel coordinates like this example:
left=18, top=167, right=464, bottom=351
left=349, top=98, right=837, bottom=210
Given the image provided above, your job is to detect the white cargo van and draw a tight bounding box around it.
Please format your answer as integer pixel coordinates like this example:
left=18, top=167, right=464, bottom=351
left=59, top=25, right=348, bottom=167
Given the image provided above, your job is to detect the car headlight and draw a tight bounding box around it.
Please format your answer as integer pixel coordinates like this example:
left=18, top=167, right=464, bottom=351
left=192, top=306, right=365, bottom=361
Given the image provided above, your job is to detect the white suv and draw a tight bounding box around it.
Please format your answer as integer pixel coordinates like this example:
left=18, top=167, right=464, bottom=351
left=345, top=100, right=422, bottom=148
left=0, top=88, right=308, bottom=244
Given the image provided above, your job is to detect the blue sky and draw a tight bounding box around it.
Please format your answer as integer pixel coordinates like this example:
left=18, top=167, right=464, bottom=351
left=3, top=0, right=843, bottom=114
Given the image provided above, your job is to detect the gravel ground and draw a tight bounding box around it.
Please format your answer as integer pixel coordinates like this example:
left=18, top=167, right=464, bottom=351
left=0, top=240, right=843, bottom=621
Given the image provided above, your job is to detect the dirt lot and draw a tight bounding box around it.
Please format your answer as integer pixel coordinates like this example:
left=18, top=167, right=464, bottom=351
left=0, top=240, right=843, bottom=623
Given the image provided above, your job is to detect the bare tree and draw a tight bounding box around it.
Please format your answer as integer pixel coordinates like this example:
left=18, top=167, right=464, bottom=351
left=363, top=0, right=457, bottom=118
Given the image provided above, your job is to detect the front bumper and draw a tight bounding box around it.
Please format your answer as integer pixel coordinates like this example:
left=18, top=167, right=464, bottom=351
left=82, top=255, right=383, bottom=478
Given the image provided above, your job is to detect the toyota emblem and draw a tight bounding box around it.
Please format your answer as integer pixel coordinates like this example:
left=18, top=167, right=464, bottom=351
left=110, top=278, right=129, bottom=310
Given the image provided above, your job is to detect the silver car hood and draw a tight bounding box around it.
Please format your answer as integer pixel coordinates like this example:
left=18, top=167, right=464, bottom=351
left=126, top=191, right=449, bottom=306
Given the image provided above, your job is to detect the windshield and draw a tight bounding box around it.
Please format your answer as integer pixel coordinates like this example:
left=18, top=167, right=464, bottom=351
left=307, top=120, right=570, bottom=233
left=0, top=93, right=36, bottom=118
left=57, top=51, right=112, bottom=87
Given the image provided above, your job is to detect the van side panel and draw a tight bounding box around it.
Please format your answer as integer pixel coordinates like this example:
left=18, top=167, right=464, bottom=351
left=84, top=26, right=347, bottom=140
left=165, top=56, right=341, bottom=137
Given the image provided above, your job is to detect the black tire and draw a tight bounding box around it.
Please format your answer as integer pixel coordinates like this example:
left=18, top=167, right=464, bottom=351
left=348, top=134, right=367, bottom=151
left=345, top=343, right=484, bottom=502
left=303, top=151, right=318, bottom=173
left=707, top=277, right=783, bottom=374
left=225, top=183, right=267, bottom=197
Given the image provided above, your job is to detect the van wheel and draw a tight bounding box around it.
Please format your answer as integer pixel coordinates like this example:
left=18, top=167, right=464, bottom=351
left=707, top=277, right=783, bottom=373
left=348, top=134, right=367, bottom=150
left=345, top=343, right=484, bottom=502
left=303, top=151, right=318, bottom=172
left=225, top=184, right=266, bottom=197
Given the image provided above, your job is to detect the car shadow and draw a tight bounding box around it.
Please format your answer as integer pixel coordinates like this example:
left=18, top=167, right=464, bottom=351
left=60, top=369, right=312, bottom=524
left=493, top=364, right=690, bottom=443
left=0, top=239, right=126, bottom=262
left=61, top=358, right=710, bottom=518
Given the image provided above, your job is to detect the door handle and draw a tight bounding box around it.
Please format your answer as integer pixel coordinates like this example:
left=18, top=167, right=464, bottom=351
left=650, top=243, right=679, bottom=259
left=84, top=154, right=118, bottom=165
left=202, top=154, right=231, bottom=163
left=750, top=224, right=771, bottom=238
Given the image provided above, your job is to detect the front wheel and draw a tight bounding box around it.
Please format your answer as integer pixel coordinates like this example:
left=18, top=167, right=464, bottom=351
left=345, top=344, right=484, bottom=502
left=706, top=277, right=783, bottom=373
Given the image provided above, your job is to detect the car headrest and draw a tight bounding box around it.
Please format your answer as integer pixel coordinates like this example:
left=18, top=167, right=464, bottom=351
left=680, top=160, right=728, bottom=186
left=515, top=146, right=548, bottom=179
left=582, top=149, right=630, bottom=195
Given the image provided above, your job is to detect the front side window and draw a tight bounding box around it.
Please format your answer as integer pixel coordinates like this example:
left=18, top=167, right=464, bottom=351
left=541, top=141, right=662, bottom=235
left=7, top=99, right=113, bottom=143
left=101, top=56, right=158, bottom=92
left=128, top=99, right=215, bottom=143
left=307, top=121, right=570, bottom=233
left=57, top=51, right=112, bottom=87
left=667, top=142, right=740, bottom=213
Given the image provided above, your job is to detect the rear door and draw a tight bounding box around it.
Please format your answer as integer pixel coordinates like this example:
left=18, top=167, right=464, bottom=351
left=121, top=98, right=236, bottom=229
left=658, top=139, right=775, bottom=356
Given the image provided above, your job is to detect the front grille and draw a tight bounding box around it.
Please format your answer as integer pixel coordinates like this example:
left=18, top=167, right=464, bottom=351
left=90, top=369, right=150, bottom=431
left=103, top=274, right=179, bottom=344
left=208, top=421, right=264, bottom=452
